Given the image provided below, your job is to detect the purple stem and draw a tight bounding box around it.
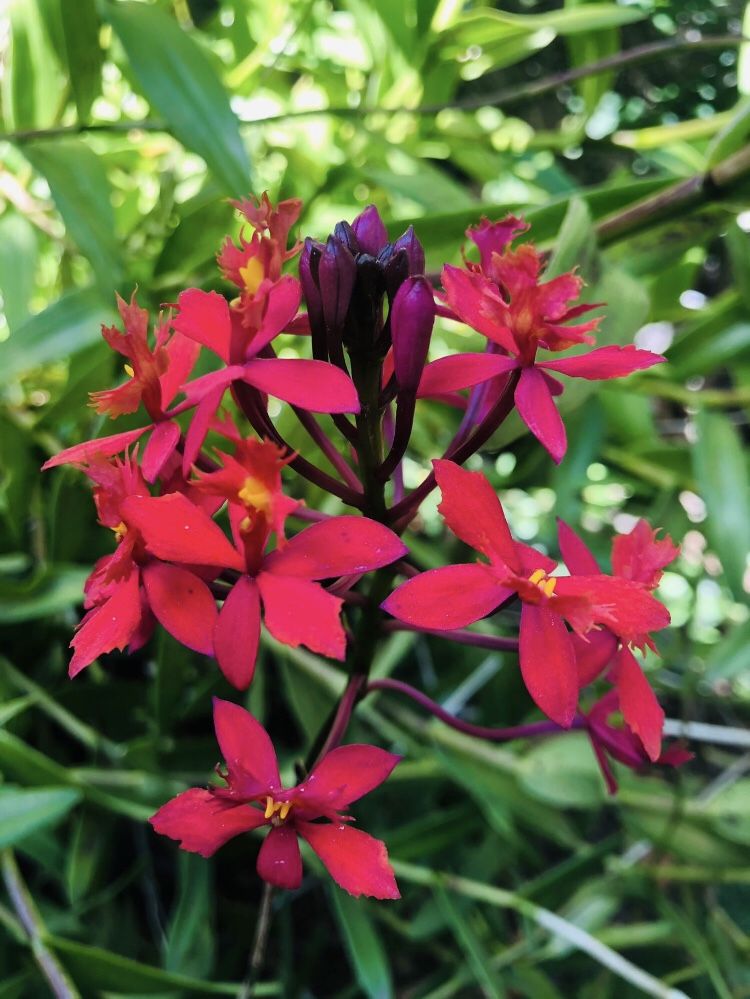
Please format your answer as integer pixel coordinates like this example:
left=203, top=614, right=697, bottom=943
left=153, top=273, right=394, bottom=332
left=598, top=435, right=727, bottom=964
left=312, top=674, right=367, bottom=766
left=383, top=621, right=519, bottom=652
left=367, top=677, right=584, bottom=742
left=233, top=381, right=363, bottom=506
left=292, top=406, right=363, bottom=491
left=388, top=369, right=521, bottom=529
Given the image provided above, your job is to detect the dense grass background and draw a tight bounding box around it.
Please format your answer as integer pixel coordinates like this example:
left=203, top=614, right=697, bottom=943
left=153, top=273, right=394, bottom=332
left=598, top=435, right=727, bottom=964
left=1, top=0, right=750, bottom=995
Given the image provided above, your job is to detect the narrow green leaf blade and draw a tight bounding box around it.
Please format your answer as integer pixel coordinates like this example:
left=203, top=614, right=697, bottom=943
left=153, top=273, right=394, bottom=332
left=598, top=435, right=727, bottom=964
left=0, top=787, right=81, bottom=849
left=692, top=410, right=750, bottom=600
left=106, top=2, right=251, bottom=195
left=0, top=286, right=115, bottom=382
left=23, top=140, right=122, bottom=291
left=330, top=888, right=393, bottom=999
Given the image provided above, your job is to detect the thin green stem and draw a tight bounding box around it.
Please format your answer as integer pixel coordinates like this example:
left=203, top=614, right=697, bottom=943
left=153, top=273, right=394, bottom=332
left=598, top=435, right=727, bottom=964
left=1, top=850, right=81, bottom=999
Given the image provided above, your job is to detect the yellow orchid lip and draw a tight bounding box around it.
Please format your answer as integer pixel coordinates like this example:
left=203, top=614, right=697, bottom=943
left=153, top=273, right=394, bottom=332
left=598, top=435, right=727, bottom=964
left=238, top=475, right=272, bottom=514
left=239, top=256, right=265, bottom=296
left=528, top=567, right=557, bottom=597
left=112, top=521, right=128, bottom=543
left=264, top=796, right=292, bottom=824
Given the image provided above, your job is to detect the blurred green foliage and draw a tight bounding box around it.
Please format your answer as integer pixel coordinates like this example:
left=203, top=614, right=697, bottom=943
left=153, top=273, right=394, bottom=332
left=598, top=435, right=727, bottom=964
left=1, top=0, right=750, bottom=996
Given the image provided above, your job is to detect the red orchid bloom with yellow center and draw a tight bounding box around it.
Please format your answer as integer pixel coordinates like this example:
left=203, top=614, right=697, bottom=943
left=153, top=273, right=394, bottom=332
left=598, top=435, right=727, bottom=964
left=68, top=455, right=219, bottom=678
left=415, top=216, right=665, bottom=463
left=151, top=698, right=401, bottom=898
left=42, top=294, right=200, bottom=481
left=557, top=517, right=679, bottom=762
left=122, top=481, right=408, bottom=689
left=382, top=460, right=670, bottom=727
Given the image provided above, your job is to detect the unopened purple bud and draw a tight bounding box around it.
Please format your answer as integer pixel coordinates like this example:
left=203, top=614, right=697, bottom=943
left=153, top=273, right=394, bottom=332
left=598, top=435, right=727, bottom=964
left=390, top=276, right=435, bottom=393
left=392, top=226, right=425, bottom=275
left=351, top=205, right=388, bottom=256
left=319, top=236, right=356, bottom=332
left=333, top=220, right=360, bottom=254
left=300, top=238, right=324, bottom=330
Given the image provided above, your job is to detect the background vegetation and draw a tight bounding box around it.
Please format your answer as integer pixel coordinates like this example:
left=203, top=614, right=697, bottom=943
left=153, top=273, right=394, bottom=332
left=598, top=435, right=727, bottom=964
left=1, top=0, right=750, bottom=995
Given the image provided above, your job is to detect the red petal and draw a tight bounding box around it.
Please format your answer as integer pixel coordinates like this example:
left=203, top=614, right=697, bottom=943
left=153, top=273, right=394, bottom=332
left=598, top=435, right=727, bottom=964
left=562, top=575, right=670, bottom=648
left=612, top=646, right=664, bottom=762
left=159, top=331, right=201, bottom=407
left=150, top=788, right=265, bottom=857
left=242, top=358, right=360, bottom=414
left=141, top=420, right=181, bottom=482
left=256, top=825, right=303, bottom=890
left=417, top=353, right=517, bottom=398
left=381, top=564, right=508, bottom=630
left=297, top=821, right=399, bottom=899
left=540, top=345, right=665, bottom=380
left=611, top=519, right=678, bottom=589
left=519, top=603, right=578, bottom=727
left=557, top=519, right=600, bottom=576
left=122, top=493, right=244, bottom=570
left=69, top=570, right=142, bottom=678
left=433, top=459, right=519, bottom=569
left=173, top=289, right=232, bottom=362
left=571, top=629, right=618, bottom=687
left=42, top=427, right=148, bottom=470
left=258, top=572, right=346, bottom=659
left=248, top=275, right=302, bottom=357
left=299, top=745, right=400, bottom=813
left=141, top=562, right=217, bottom=655
left=515, top=366, right=567, bottom=464
left=212, top=697, right=281, bottom=794
left=265, top=516, right=408, bottom=580
left=440, top=265, right=517, bottom=353
left=214, top=575, right=261, bottom=690
left=182, top=385, right=226, bottom=476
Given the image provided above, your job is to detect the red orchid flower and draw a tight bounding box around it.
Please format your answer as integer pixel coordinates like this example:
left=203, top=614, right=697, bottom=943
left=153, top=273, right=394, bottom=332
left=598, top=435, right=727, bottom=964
left=122, top=491, right=408, bottom=689
left=174, top=281, right=360, bottom=470
left=42, top=293, right=200, bottom=481
left=558, top=517, right=679, bottom=760
left=416, top=216, right=664, bottom=463
left=382, top=460, right=670, bottom=727
left=192, top=437, right=300, bottom=546
left=584, top=691, right=692, bottom=794
left=218, top=193, right=303, bottom=328
left=151, top=698, right=401, bottom=897
left=68, top=455, right=219, bottom=678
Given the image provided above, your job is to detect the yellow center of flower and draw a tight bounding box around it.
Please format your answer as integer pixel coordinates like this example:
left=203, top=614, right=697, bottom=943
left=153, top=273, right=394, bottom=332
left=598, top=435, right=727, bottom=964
left=124, top=363, right=135, bottom=378
left=239, top=257, right=265, bottom=296
left=238, top=475, right=272, bottom=515
left=264, top=796, right=292, bottom=825
left=112, top=521, right=128, bottom=543
left=528, top=567, right=557, bottom=597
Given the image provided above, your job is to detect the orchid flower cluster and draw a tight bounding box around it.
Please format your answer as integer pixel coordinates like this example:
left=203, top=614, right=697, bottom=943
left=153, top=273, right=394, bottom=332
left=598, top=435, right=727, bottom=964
left=43, top=194, right=690, bottom=900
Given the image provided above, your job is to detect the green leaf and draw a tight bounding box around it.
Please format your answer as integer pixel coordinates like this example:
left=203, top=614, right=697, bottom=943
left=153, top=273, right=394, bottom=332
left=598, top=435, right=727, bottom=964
left=23, top=140, right=123, bottom=292
left=0, top=787, right=81, bottom=848
left=45, top=935, right=279, bottom=995
left=1, top=0, right=59, bottom=129
left=725, top=220, right=750, bottom=312
left=164, top=852, right=215, bottom=979
left=106, top=1, right=251, bottom=195
left=692, top=410, right=750, bottom=600
left=0, top=286, right=116, bottom=382
left=433, top=885, right=504, bottom=998
left=0, top=213, right=37, bottom=334
left=520, top=733, right=605, bottom=809
left=330, top=888, right=393, bottom=999
left=60, top=0, right=103, bottom=121
left=0, top=565, right=88, bottom=624
left=545, top=196, right=595, bottom=280
left=706, top=98, right=750, bottom=167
